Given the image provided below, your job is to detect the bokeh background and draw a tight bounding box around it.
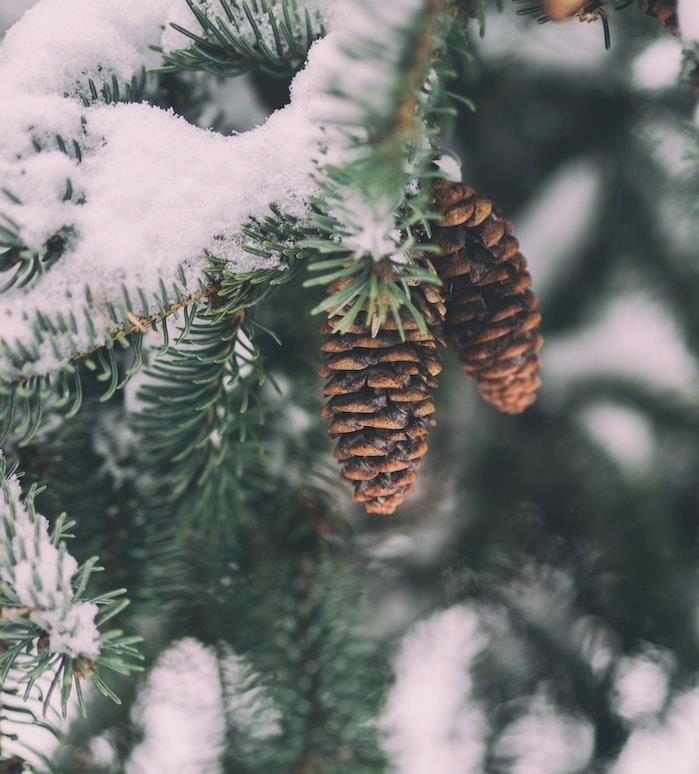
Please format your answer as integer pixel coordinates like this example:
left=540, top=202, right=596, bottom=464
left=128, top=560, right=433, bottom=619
left=2, top=1, right=699, bottom=772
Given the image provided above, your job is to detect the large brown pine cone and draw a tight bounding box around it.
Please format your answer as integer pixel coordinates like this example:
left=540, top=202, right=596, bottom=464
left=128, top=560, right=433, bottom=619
left=320, top=272, right=445, bottom=515
left=638, top=0, right=679, bottom=35
left=431, top=180, right=543, bottom=415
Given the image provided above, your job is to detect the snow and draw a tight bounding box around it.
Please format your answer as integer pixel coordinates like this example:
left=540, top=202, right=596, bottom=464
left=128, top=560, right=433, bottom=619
left=219, top=648, right=282, bottom=748
left=0, top=459, right=100, bottom=657
left=0, top=0, right=38, bottom=37
left=543, top=292, right=699, bottom=394
left=632, top=39, right=683, bottom=91
left=92, top=409, right=137, bottom=487
left=476, top=10, right=607, bottom=72
left=0, top=0, right=341, bottom=380
left=127, top=642, right=282, bottom=773
left=579, top=404, right=655, bottom=473
left=381, top=606, right=489, bottom=774
left=298, top=0, right=435, bottom=265
left=0, top=0, right=171, bottom=98
left=516, top=161, right=601, bottom=301
left=127, top=639, right=225, bottom=774
left=0, top=96, right=319, bottom=357
left=492, top=694, right=594, bottom=774
left=0, top=145, right=76, bottom=248
left=678, top=0, right=699, bottom=41
left=312, top=0, right=425, bottom=126
left=612, top=686, right=699, bottom=774
left=435, top=154, right=462, bottom=182
left=611, top=649, right=672, bottom=722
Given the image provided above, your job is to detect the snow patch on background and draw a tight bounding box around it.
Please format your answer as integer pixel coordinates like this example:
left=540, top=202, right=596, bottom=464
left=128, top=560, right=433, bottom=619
left=493, top=694, right=594, bottom=774
left=476, top=10, right=606, bottom=71
left=679, top=0, right=699, bottom=41
left=127, top=639, right=225, bottom=774
left=611, top=649, right=673, bottom=722
left=516, top=161, right=601, bottom=300
left=632, top=39, right=683, bottom=91
left=612, top=686, right=699, bottom=774
left=381, top=606, right=489, bottom=774
left=544, top=293, right=699, bottom=394
left=580, top=404, right=655, bottom=474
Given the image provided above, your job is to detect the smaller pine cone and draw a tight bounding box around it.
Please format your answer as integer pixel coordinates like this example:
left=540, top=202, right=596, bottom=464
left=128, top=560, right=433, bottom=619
left=638, top=0, right=679, bottom=35
left=320, top=273, right=445, bottom=515
left=431, top=180, right=543, bottom=415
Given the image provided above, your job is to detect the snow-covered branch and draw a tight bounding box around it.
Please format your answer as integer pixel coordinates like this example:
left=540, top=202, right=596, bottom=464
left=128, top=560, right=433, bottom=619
left=307, top=0, right=443, bottom=265
left=0, top=455, right=96, bottom=658
left=160, top=0, right=330, bottom=77
left=0, top=1, right=331, bottom=385
left=0, top=453, right=140, bottom=710
left=0, top=0, right=449, bottom=390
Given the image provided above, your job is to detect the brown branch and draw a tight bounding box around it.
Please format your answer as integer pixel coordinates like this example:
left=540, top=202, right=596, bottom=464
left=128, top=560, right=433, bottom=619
left=374, top=0, right=445, bottom=148
left=0, top=607, right=32, bottom=622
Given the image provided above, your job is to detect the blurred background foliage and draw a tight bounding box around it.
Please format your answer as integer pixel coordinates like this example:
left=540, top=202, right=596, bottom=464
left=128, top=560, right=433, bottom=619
left=2, top=1, right=699, bottom=772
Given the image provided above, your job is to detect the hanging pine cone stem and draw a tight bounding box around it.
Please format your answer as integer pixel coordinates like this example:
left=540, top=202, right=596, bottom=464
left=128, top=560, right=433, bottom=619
left=319, top=260, right=445, bottom=516
left=431, top=179, right=543, bottom=415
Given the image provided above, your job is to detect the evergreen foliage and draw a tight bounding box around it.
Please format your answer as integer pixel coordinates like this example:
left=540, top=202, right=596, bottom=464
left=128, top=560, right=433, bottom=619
left=157, top=0, right=328, bottom=78
left=0, top=0, right=697, bottom=770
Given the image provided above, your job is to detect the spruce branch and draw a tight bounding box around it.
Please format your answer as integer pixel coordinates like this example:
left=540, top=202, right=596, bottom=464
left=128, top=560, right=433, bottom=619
left=0, top=455, right=141, bottom=720
left=156, top=0, right=327, bottom=79
left=0, top=203, right=309, bottom=448
left=78, top=68, right=150, bottom=108
left=302, top=0, right=456, bottom=335
left=133, top=259, right=301, bottom=534
left=0, top=230, right=71, bottom=296
left=0, top=675, right=62, bottom=772
left=0, top=275, right=217, bottom=448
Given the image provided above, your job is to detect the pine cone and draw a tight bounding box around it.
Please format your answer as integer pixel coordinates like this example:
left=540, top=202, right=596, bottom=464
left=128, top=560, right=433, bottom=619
left=638, top=0, right=679, bottom=35
left=320, top=272, right=445, bottom=516
left=431, top=180, right=543, bottom=415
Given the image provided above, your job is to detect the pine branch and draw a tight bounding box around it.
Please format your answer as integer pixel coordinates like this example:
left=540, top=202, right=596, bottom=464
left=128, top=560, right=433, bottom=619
left=0, top=455, right=142, bottom=720
left=78, top=69, right=150, bottom=108
left=0, top=129, right=83, bottom=297
left=133, top=258, right=301, bottom=534
left=0, top=275, right=216, bottom=448
left=301, top=0, right=456, bottom=335
left=135, top=311, right=266, bottom=534
left=0, top=677, right=61, bottom=772
left=0, top=230, right=71, bottom=296
left=156, top=0, right=327, bottom=79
